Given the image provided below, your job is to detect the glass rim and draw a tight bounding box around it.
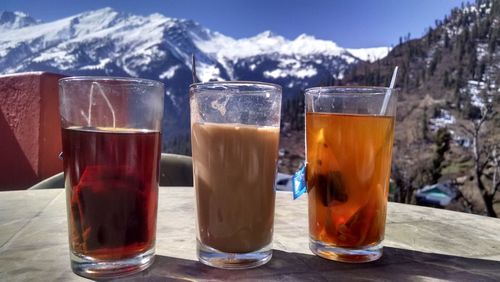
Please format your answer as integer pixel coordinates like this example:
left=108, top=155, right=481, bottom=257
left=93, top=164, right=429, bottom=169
left=59, top=76, right=164, bottom=88
left=189, top=80, right=282, bottom=92
left=304, top=86, right=399, bottom=96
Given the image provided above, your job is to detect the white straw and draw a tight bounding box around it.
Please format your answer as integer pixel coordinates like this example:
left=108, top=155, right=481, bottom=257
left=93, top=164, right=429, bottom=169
left=380, top=66, right=398, bottom=115
left=95, top=82, right=116, bottom=128
left=87, top=82, right=117, bottom=128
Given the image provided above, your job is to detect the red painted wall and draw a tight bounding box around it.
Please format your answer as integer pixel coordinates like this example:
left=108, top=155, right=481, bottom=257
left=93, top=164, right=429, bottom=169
left=0, top=72, right=65, bottom=190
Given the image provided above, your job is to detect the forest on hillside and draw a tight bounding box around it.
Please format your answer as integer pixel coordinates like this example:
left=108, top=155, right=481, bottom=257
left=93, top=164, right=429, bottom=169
left=279, top=0, right=500, bottom=217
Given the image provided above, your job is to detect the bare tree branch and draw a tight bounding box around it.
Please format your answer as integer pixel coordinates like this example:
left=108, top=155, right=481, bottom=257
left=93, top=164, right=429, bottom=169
left=462, top=104, right=499, bottom=217
left=457, top=123, right=474, bottom=136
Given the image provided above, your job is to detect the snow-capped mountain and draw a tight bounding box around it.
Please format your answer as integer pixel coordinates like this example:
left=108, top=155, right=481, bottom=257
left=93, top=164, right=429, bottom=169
left=0, top=8, right=390, bottom=141
left=0, top=11, right=40, bottom=31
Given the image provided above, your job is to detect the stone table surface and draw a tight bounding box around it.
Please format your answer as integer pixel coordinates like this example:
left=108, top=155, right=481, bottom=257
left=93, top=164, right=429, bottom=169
left=1, top=187, right=500, bottom=281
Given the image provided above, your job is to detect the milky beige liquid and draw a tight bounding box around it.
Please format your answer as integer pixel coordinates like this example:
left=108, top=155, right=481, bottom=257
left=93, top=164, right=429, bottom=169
left=191, top=122, right=279, bottom=253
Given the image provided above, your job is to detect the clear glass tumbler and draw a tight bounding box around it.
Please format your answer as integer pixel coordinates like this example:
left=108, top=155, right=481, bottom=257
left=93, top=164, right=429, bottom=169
left=190, top=81, right=281, bottom=269
left=59, top=77, right=164, bottom=278
left=305, top=86, right=397, bottom=263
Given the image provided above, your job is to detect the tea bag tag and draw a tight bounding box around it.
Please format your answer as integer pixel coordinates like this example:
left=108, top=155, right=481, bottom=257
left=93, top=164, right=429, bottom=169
left=292, top=164, right=306, bottom=200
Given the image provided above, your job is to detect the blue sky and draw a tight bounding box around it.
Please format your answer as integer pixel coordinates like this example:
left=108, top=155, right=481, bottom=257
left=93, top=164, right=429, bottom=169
left=1, top=0, right=468, bottom=48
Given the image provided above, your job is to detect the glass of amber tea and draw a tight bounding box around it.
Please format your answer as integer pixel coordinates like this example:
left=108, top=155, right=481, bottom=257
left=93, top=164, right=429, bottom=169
left=59, top=77, right=164, bottom=278
left=304, top=86, right=397, bottom=263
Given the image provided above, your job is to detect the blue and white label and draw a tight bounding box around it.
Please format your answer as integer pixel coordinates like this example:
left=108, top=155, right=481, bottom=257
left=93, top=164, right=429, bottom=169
left=292, top=165, right=307, bottom=200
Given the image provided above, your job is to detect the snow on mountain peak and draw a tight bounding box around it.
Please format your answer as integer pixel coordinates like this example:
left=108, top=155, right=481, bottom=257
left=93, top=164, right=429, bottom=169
left=0, top=11, right=40, bottom=30
left=284, top=34, right=343, bottom=56
left=148, top=12, right=170, bottom=22
left=295, top=33, right=320, bottom=41
left=70, top=7, right=122, bottom=35
left=195, top=30, right=356, bottom=62
left=94, top=7, right=115, bottom=14
left=0, top=7, right=390, bottom=83
left=13, top=11, right=28, bottom=18
left=254, top=30, right=278, bottom=39
left=346, top=47, right=391, bottom=63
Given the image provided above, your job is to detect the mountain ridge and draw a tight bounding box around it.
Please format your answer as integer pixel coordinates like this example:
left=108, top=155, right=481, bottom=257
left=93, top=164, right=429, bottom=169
left=0, top=7, right=389, bottom=76
left=0, top=7, right=390, bottom=141
left=0, top=10, right=40, bottom=30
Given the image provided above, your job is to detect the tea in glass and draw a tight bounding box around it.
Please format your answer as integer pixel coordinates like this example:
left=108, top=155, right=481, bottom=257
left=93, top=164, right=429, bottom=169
left=304, top=87, right=397, bottom=262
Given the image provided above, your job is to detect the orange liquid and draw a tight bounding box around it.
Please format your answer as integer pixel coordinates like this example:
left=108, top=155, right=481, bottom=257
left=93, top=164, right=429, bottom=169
left=306, top=112, right=394, bottom=248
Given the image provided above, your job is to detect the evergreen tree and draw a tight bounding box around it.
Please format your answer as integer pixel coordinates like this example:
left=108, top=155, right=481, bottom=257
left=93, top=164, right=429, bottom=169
left=431, top=128, right=452, bottom=183
left=444, top=32, right=451, bottom=49
left=427, top=26, right=434, bottom=46
left=443, top=70, right=450, bottom=88
left=422, top=106, right=429, bottom=141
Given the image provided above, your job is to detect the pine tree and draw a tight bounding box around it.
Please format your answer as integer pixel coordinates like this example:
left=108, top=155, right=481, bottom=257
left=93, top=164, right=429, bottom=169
left=444, top=32, right=451, bottom=49
left=468, top=47, right=478, bottom=79
left=431, top=128, right=452, bottom=183
left=427, top=26, right=434, bottom=46
left=422, top=106, right=429, bottom=141
left=443, top=70, right=450, bottom=88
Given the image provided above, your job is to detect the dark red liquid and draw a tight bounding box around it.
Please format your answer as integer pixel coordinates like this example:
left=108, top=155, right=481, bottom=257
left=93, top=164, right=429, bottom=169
left=62, top=127, right=160, bottom=260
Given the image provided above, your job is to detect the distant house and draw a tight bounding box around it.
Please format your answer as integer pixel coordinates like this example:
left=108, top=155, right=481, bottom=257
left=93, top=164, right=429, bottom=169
left=415, top=183, right=459, bottom=208
left=275, top=173, right=293, bottom=191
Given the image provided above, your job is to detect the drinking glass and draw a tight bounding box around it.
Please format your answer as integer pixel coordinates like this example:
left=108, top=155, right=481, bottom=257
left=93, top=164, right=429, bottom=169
left=59, top=77, right=164, bottom=278
left=189, top=81, right=281, bottom=269
left=305, top=86, right=397, bottom=262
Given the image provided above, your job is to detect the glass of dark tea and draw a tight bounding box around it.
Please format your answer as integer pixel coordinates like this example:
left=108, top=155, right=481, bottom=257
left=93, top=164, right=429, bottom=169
left=304, top=86, right=397, bottom=263
left=58, top=77, right=164, bottom=278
